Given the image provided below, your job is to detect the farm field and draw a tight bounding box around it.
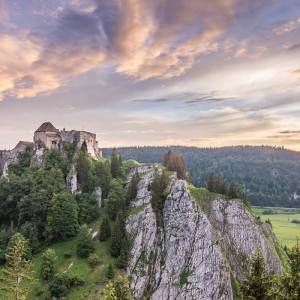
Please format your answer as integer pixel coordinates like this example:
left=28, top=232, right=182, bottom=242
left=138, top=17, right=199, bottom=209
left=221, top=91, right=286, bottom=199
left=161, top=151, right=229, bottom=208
left=252, top=206, right=300, bottom=248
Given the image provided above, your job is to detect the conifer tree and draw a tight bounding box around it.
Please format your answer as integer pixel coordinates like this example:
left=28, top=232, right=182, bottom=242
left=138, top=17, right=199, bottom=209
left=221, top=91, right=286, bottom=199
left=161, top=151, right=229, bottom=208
left=76, top=224, right=94, bottom=258
left=76, top=149, right=89, bottom=189
left=110, top=211, right=126, bottom=257
left=116, top=238, right=129, bottom=269
left=228, top=182, right=239, bottom=199
left=99, top=161, right=112, bottom=199
left=163, top=150, right=189, bottom=180
left=113, top=275, right=133, bottom=300
left=241, top=247, right=272, bottom=300
left=106, top=263, right=115, bottom=279
left=279, top=237, right=300, bottom=299
left=99, top=216, right=111, bottom=241
left=207, top=173, right=215, bottom=192
left=126, top=172, right=139, bottom=206
left=106, top=179, right=125, bottom=220
left=0, top=234, right=32, bottom=300
left=102, top=281, right=117, bottom=300
left=40, top=248, right=58, bottom=281
left=111, top=148, right=122, bottom=178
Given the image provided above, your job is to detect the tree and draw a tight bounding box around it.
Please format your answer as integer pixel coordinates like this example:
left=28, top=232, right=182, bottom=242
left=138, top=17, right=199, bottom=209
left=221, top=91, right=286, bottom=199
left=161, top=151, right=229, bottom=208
left=113, top=275, right=133, bottom=300
left=19, top=222, right=41, bottom=254
left=241, top=247, right=272, bottom=300
left=46, top=191, right=79, bottom=242
left=110, top=211, right=126, bottom=257
left=49, top=273, right=71, bottom=298
left=76, top=150, right=89, bottom=190
left=163, top=150, right=189, bottom=180
left=126, top=172, right=139, bottom=206
left=207, top=173, right=215, bottom=192
left=228, top=182, right=239, bottom=199
left=278, top=237, right=300, bottom=299
left=99, top=217, right=111, bottom=241
left=0, top=234, right=32, bottom=300
left=106, top=179, right=125, bottom=220
left=111, top=148, right=123, bottom=178
left=106, top=263, right=115, bottom=279
left=102, top=281, right=117, bottom=300
left=40, top=248, right=58, bottom=281
left=76, top=225, right=94, bottom=258
left=116, top=238, right=129, bottom=269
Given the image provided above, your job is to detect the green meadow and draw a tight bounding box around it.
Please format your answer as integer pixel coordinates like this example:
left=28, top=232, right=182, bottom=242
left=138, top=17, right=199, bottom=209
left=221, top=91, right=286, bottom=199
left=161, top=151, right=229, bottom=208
left=252, top=206, right=300, bottom=248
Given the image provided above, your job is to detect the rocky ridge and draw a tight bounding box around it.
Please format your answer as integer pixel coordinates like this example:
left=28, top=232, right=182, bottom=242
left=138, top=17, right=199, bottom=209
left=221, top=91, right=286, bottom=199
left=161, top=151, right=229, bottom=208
left=126, top=165, right=283, bottom=300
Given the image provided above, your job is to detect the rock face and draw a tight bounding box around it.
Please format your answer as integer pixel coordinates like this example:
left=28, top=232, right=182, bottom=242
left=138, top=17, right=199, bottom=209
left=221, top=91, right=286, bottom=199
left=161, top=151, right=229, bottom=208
left=66, top=169, right=77, bottom=194
left=94, top=187, right=102, bottom=208
left=126, top=166, right=283, bottom=300
left=209, top=199, right=282, bottom=280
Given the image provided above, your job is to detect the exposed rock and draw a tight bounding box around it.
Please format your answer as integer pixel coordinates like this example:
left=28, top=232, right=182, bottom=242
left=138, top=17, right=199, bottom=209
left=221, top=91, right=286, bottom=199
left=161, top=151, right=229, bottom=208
left=126, top=167, right=283, bottom=300
left=208, top=199, right=283, bottom=280
left=2, top=161, right=9, bottom=177
left=126, top=164, right=176, bottom=207
left=31, top=148, right=44, bottom=168
left=66, top=168, right=77, bottom=194
left=94, top=187, right=102, bottom=208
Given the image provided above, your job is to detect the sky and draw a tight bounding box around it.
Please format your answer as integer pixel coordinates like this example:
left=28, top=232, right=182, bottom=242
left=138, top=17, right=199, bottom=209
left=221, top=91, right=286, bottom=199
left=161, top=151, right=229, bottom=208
left=1, top=0, right=300, bottom=150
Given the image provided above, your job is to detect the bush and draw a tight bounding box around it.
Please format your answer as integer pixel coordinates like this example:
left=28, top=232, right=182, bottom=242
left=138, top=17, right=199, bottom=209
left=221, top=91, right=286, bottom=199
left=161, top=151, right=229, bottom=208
left=64, top=252, right=72, bottom=258
left=49, top=273, right=71, bottom=298
left=291, top=219, right=300, bottom=224
left=88, top=254, right=102, bottom=268
left=69, top=275, right=85, bottom=287
left=262, top=209, right=276, bottom=215
left=76, top=225, right=94, bottom=258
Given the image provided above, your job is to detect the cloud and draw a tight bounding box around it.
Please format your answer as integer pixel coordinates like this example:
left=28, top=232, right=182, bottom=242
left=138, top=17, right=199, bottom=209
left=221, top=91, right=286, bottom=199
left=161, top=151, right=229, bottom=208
left=273, top=17, right=300, bottom=36
left=291, top=69, right=300, bottom=75
left=132, top=91, right=235, bottom=105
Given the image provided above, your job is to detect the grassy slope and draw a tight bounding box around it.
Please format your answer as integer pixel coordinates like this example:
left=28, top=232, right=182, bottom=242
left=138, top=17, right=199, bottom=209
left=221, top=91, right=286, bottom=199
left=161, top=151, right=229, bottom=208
left=26, top=209, right=117, bottom=300
left=253, top=207, right=300, bottom=248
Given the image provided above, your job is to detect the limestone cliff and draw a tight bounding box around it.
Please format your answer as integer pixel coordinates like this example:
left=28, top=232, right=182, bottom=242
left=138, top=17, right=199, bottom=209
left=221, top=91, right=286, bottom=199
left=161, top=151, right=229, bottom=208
left=126, top=165, right=283, bottom=300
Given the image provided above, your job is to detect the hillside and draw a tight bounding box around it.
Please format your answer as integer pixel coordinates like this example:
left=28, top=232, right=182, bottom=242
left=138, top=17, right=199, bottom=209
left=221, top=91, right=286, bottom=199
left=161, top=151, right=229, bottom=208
left=0, top=141, right=296, bottom=299
left=103, top=146, right=300, bottom=208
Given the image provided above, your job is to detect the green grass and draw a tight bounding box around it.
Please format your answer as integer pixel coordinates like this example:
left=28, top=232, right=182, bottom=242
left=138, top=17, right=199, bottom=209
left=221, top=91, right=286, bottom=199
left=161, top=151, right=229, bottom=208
left=188, top=183, right=226, bottom=210
left=128, top=203, right=148, bottom=216
left=253, top=206, right=300, bottom=248
left=26, top=208, right=118, bottom=300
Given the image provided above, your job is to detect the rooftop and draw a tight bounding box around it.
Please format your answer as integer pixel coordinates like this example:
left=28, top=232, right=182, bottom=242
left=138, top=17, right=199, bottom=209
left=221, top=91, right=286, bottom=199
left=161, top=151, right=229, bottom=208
left=35, top=122, right=59, bottom=133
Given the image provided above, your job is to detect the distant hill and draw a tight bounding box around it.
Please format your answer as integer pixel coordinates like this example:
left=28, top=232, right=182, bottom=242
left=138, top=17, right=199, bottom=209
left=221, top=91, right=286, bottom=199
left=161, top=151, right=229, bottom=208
left=103, top=146, right=300, bottom=208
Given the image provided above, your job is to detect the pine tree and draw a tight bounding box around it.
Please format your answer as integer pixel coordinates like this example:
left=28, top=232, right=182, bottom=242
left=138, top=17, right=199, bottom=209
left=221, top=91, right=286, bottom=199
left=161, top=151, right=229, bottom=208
left=76, top=150, right=89, bottom=189
left=279, top=237, right=300, bottom=299
left=111, top=148, right=122, bottom=178
left=228, top=182, right=239, bottom=198
left=110, top=211, right=126, bottom=257
left=76, top=225, right=94, bottom=258
left=102, top=281, right=117, bottom=300
left=113, top=275, right=133, bottom=300
left=207, top=173, right=215, bottom=192
left=40, top=248, right=58, bottom=281
left=0, top=234, right=32, bottom=300
left=106, top=179, right=125, bottom=220
left=126, top=172, right=139, bottom=206
left=106, top=263, right=115, bottom=279
left=99, top=217, right=111, bottom=241
left=98, top=161, right=112, bottom=199
left=241, top=247, right=272, bottom=300
left=163, top=150, right=188, bottom=180
left=116, top=238, right=129, bottom=269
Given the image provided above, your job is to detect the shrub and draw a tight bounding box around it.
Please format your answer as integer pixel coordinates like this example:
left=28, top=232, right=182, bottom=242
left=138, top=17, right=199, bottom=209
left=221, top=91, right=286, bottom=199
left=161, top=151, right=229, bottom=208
left=49, top=273, right=71, bottom=298
left=291, top=219, right=300, bottom=224
left=88, top=254, right=101, bottom=268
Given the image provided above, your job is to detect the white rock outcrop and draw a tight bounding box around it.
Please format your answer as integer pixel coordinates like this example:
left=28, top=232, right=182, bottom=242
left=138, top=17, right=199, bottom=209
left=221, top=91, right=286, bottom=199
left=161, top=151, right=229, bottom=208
left=126, top=166, right=283, bottom=300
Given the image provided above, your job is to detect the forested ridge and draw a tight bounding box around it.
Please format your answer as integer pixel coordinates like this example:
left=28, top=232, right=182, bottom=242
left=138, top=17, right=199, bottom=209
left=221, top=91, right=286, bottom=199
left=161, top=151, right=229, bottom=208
left=103, top=145, right=300, bottom=208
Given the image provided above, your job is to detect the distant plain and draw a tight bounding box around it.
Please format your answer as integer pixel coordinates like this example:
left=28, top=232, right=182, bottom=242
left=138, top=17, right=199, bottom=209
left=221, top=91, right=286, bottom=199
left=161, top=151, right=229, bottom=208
left=253, top=207, right=300, bottom=248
